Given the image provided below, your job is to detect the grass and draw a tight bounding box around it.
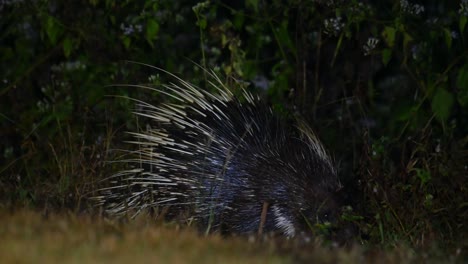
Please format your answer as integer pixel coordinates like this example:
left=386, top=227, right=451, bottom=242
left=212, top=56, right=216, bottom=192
left=0, top=208, right=464, bottom=263
left=0, top=209, right=288, bottom=263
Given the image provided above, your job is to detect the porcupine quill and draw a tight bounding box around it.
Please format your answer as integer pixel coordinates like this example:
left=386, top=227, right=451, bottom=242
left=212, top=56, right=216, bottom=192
left=95, top=63, right=343, bottom=238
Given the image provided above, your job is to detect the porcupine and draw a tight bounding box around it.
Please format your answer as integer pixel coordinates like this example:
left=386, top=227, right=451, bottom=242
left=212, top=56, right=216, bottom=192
left=95, top=65, right=343, bottom=238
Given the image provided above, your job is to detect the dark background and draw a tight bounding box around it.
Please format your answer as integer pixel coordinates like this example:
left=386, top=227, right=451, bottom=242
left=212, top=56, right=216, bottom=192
left=0, top=0, right=466, bottom=251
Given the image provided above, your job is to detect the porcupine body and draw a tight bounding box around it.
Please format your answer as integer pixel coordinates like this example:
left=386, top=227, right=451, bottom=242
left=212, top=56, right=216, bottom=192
left=96, top=67, right=342, bottom=237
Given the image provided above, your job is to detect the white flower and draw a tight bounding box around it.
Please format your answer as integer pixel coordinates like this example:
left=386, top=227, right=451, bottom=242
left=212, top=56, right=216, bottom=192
left=401, top=0, right=425, bottom=15
left=363, top=37, right=379, bottom=56
left=324, top=17, right=344, bottom=36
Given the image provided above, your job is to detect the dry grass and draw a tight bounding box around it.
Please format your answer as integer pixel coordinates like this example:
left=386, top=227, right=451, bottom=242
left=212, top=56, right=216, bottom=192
left=0, top=209, right=289, bottom=264
left=0, top=209, right=463, bottom=264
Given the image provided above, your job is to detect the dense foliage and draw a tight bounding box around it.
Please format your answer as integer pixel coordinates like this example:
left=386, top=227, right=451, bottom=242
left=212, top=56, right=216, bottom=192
left=1, top=0, right=466, bottom=256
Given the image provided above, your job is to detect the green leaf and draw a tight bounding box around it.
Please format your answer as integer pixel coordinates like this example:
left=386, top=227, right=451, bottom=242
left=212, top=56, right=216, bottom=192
left=146, top=19, right=160, bottom=46
left=221, top=34, right=228, bottom=47
left=414, top=168, right=431, bottom=186
left=396, top=104, right=417, bottom=121
left=45, top=16, right=62, bottom=45
left=443, top=28, right=452, bottom=48
left=122, top=36, right=131, bottom=49
left=382, top=48, right=392, bottom=66
left=246, top=0, right=259, bottom=12
left=233, top=13, right=245, bottom=30
left=382, top=26, right=396, bottom=47
left=431, top=88, right=454, bottom=123
left=460, top=16, right=467, bottom=33
left=403, top=33, right=413, bottom=49
left=456, top=64, right=468, bottom=107
left=63, top=37, right=73, bottom=58
left=198, top=18, right=207, bottom=30
left=276, top=21, right=296, bottom=56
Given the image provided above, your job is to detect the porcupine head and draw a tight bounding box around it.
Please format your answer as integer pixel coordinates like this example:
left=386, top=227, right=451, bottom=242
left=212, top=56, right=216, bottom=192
left=200, top=111, right=343, bottom=239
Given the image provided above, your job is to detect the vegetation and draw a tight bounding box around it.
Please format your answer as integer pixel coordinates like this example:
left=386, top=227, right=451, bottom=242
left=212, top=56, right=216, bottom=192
left=1, top=0, right=466, bottom=261
left=4, top=209, right=450, bottom=263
